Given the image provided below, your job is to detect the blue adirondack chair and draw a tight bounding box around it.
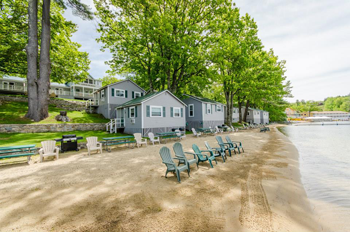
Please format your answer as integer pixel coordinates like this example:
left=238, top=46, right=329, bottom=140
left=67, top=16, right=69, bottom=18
left=225, top=136, right=244, bottom=154
left=216, top=136, right=236, bottom=156
left=159, top=146, right=189, bottom=183
left=191, top=144, right=217, bottom=168
left=173, top=142, right=197, bottom=172
left=204, top=141, right=226, bottom=162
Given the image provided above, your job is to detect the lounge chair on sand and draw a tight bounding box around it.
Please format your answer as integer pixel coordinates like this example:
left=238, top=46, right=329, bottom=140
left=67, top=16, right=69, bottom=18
left=159, top=146, right=189, bottom=183
left=216, top=136, right=236, bottom=156
left=134, top=133, right=147, bottom=148
left=39, top=140, right=59, bottom=162
left=191, top=128, right=202, bottom=137
left=191, top=144, right=217, bottom=168
left=86, top=137, right=103, bottom=155
left=204, top=141, right=226, bottom=162
left=148, top=132, right=160, bottom=145
left=225, top=136, right=244, bottom=154
left=173, top=142, right=197, bottom=171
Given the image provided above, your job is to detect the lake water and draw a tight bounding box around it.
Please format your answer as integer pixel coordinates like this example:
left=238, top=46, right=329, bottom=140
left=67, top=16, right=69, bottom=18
left=280, top=125, right=350, bottom=232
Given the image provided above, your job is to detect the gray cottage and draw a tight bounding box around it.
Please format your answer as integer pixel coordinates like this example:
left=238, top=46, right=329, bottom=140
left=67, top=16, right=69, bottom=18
left=93, top=80, right=146, bottom=119
left=182, top=94, right=225, bottom=130
left=232, top=107, right=269, bottom=124
left=115, top=90, right=187, bottom=136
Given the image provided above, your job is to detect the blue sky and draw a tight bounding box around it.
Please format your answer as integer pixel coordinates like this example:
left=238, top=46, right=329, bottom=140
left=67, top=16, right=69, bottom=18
left=63, top=0, right=350, bottom=102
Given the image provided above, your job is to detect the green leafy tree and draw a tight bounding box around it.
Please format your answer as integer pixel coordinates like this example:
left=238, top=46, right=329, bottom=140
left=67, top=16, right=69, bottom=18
left=100, top=75, right=121, bottom=87
left=94, top=0, right=230, bottom=95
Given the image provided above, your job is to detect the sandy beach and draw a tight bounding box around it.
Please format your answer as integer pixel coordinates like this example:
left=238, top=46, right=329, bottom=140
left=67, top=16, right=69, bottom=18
left=0, top=126, right=320, bottom=231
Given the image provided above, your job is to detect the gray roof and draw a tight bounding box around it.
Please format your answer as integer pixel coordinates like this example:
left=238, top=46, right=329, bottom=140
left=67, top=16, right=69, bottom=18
left=94, top=79, right=145, bottom=93
left=183, top=94, right=224, bottom=105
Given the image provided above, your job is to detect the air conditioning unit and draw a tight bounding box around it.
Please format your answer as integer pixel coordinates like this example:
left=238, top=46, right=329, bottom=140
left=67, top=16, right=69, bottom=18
left=131, top=119, right=135, bottom=124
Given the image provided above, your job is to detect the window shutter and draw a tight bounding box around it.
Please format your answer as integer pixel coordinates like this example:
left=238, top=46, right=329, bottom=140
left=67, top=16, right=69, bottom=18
left=146, top=105, right=150, bottom=117
left=127, top=107, right=129, bottom=118
left=141, top=92, right=144, bottom=97
left=181, top=108, right=183, bottom=117
left=132, top=91, right=134, bottom=99
left=111, top=88, right=115, bottom=97
left=215, top=105, right=217, bottom=112
left=163, top=107, right=166, bottom=117
left=125, top=90, right=128, bottom=98
left=211, top=105, right=213, bottom=114
left=205, top=104, right=208, bottom=114
left=170, top=107, right=173, bottom=117
left=135, top=106, right=138, bottom=117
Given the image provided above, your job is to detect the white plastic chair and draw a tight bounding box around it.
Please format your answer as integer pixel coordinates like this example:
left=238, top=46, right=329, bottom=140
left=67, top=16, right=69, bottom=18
left=191, top=128, right=202, bottom=137
left=39, top=140, right=59, bottom=162
left=134, top=133, right=147, bottom=148
left=175, top=129, right=186, bottom=140
left=215, top=126, right=223, bottom=134
left=86, top=137, right=102, bottom=155
left=148, top=132, right=160, bottom=145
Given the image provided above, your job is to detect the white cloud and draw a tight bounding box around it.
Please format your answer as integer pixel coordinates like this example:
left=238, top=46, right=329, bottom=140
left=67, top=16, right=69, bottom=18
left=234, top=0, right=350, bottom=101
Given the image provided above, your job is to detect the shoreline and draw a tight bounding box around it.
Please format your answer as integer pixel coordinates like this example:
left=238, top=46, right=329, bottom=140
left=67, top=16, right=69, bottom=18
left=0, top=126, right=319, bottom=231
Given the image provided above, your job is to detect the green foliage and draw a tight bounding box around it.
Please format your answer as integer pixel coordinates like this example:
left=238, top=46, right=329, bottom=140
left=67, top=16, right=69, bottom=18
left=324, top=96, right=350, bottom=112
left=289, top=100, right=323, bottom=112
left=0, top=101, right=109, bottom=124
left=0, top=130, right=123, bottom=147
left=94, top=0, right=230, bottom=94
left=0, top=0, right=90, bottom=83
left=99, top=74, right=121, bottom=87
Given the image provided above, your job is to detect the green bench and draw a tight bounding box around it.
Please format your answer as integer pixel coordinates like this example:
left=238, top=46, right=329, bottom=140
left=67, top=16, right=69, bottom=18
left=0, top=145, right=36, bottom=164
left=102, top=136, right=135, bottom=152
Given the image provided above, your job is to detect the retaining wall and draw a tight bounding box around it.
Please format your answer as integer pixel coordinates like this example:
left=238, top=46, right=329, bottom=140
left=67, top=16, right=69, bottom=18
left=0, top=123, right=106, bottom=133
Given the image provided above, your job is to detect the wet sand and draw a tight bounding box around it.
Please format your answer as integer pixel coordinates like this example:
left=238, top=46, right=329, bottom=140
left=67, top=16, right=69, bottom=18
left=0, top=126, right=319, bottom=231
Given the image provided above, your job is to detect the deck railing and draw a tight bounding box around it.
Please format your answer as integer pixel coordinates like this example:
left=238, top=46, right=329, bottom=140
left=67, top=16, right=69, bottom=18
left=0, top=85, right=25, bottom=92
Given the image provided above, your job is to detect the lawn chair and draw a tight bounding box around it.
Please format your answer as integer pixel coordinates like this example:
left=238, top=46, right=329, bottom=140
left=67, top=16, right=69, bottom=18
left=215, top=126, right=223, bottom=134
left=86, top=137, right=103, bottom=155
left=173, top=142, right=197, bottom=171
left=191, top=144, right=217, bottom=168
left=159, top=146, right=190, bottom=183
left=191, top=128, right=202, bottom=137
left=216, top=136, right=235, bottom=156
left=134, top=133, right=147, bottom=148
left=225, top=136, right=244, bottom=154
left=148, top=132, right=160, bottom=145
left=175, top=129, right=186, bottom=140
left=204, top=141, right=226, bottom=162
left=209, top=126, right=217, bottom=135
left=39, top=140, right=59, bottom=162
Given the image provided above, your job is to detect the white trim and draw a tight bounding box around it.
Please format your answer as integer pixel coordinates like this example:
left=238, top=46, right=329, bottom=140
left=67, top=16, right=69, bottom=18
left=173, top=107, right=181, bottom=118
left=150, top=106, right=163, bottom=117
left=107, top=88, right=110, bottom=117
left=129, top=106, right=135, bottom=118
left=188, top=104, right=194, bottom=117
left=141, top=102, right=144, bottom=130
left=134, top=91, right=141, bottom=98
left=114, top=89, right=125, bottom=98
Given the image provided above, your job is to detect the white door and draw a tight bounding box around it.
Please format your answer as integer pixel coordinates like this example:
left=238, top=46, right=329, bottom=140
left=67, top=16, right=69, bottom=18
left=2, top=82, right=9, bottom=90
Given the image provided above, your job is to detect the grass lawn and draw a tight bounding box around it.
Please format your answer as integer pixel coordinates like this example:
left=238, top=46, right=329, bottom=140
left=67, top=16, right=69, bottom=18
left=0, top=130, right=126, bottom=147
left=0, top=101, right=109, bottom=124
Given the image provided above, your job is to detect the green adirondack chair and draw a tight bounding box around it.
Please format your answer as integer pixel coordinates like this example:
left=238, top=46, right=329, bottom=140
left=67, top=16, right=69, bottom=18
left=159, top=146, right=189, bottom=183
left=191, top=144, right=217, bottom=168
left=173, top=142, right=197, bottom=172
left=225, top=136, right=244, bottom=154
left=204, top=141, right=226, bottom=162
left=216, top=136, right=235, bottom=156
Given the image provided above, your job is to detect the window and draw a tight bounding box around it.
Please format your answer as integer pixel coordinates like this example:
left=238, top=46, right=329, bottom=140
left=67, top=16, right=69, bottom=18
left=151, top=106, right=162, bottom=117
left=130, top=106, right=135, bottom=118
left=247, top=111, right=250, bottom=116
left=101, top=90, right=105, bottom=101
left=134, top=92, right=141, bottom=98
left=217, top=105, right=221, bottom=112
left=115, top=89, right=125, bottom=98
left=173, top=107, right=180, bottom=117
left=207, top=104, right=211, bottom=114
left=189, top=104, right=194, bottom=117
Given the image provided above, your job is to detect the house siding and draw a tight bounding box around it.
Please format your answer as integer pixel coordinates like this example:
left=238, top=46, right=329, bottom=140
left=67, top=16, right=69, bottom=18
left=142, top=92, right=186, bottom=136
left=182, top=98, right=203, bottom=130
left=202, top=103, right=225, bottom=127
left=123, top=105, right=143, bottom=135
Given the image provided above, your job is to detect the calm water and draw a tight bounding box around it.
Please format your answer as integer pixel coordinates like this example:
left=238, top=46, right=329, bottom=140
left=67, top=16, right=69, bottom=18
left=280, top=125, right=350, bottom=232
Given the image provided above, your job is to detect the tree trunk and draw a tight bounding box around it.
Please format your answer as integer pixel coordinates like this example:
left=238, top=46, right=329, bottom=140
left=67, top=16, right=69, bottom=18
left=37, top=0, right=51, bottom=120
left=243, top=100, right=250, bottom=123
left=25, top=0, right=39, bottom=121
left=238, top=101, right=242, bottom=123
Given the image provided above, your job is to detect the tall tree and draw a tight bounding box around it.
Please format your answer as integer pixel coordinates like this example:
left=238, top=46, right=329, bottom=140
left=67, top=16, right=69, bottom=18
left=95, top=0, right=229, bottom=95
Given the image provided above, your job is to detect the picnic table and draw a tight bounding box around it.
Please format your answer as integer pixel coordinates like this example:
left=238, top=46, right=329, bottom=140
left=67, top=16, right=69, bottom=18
left=156, top=132, right=180, bottom=143
left=197, top=128, right=213, bottom=135
left=0, top=144, right=36, bottom=164
left=102, top=136, right=135, bottom=152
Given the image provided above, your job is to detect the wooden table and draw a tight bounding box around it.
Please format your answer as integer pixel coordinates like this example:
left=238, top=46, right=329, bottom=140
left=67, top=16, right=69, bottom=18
left=0, top=144, right=36, bottom=164
left=102, top=136, right=135, bottom=152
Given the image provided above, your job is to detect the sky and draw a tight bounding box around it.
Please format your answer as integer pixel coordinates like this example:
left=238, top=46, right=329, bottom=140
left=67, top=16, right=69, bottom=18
left=63, top=0, right=350, bottom=102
